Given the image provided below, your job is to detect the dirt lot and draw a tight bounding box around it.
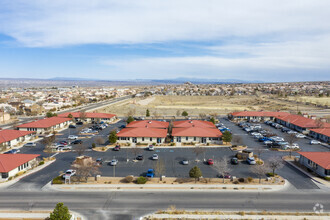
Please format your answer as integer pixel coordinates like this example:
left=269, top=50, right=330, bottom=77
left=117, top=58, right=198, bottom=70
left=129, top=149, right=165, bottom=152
left=98, top=95, right=325, bottom=116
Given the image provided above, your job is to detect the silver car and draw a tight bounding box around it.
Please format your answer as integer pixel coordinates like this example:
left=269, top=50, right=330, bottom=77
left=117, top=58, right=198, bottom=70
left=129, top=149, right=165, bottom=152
left=110, top=159, right=118, bottom=166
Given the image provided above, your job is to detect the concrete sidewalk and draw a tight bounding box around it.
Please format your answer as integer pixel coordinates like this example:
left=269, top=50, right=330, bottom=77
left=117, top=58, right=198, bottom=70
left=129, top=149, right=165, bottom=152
left=45, top=179, right=289, bottom=192
left=0, top=210, right=84, bottom=220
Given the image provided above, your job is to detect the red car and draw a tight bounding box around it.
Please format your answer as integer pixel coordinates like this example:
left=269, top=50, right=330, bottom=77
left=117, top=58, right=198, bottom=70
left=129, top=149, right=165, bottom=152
left=59, top=141, right=68, bottom=145
left=207, top=159, right=214, bottom=165
left=113, top=145, right=120, bottom=151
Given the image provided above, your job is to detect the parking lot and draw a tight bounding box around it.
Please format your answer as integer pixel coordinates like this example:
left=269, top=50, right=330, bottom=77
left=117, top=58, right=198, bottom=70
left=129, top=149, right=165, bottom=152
left=8, top=117, right=330, bottom=190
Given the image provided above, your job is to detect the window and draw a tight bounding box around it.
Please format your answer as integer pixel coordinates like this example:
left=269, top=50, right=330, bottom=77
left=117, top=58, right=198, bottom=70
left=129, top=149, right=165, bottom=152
left=186, top=137, right=188, bottom=141
left=142, top=137, right=144, bottom=141
left=1, top=172, right=8, bottom=179
left=150, top=138, right=152, bottom=141
left=194, top=137, right=196, bottom=141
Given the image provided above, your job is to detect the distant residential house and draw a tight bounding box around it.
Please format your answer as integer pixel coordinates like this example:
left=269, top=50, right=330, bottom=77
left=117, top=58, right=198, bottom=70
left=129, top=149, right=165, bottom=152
left=17, top=117, right=72, bottom=134
left=298, top=152, right=330, bottom=178
left=275, top=114, right=330, bottom=134
left=22, top=99, right=35, bottom=107
left=117, top=127, right=167, bottom=144
left=229, top=111, right=290, bottom=121
left=0, top=154, right=40, bottom=182
left=58, top=112, right=117, bottom=123
left=309, top=128, right=330, bottom=144
left=172, top=120, right=222, bottom=144
left=0, top=129, right=35, bottom=148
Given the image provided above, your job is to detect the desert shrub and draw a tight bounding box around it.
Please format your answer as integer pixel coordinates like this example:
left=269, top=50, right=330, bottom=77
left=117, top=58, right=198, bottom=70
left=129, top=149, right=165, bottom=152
left=170, top=142, right=176, bottom=146
left=126, top=142, right=131, bottom=146
left=233, top=180, right=239, bottom=184
left=152, top=142, right=156, bottom=145
left=256, top=160, right=263, bottom=165
left=92, top=143, right=96, bottom=148
left=39, top=161, right=45, bottom=166
left=231, top=145, right=237, bottom=148
left=238, top=177, right=245, bottom=183
left=247, top=177, right=253, bottom=183
left=206, top=143, right=210, bottom=146
left=324, top=176, right=330, bottom=181
left=136, top=176, right=147, bottom=184
left=52, top=176, right=63, bottom=184
left=267, top=172, right=276, bottom=177
left=123, top=175, right=134, bottom=183
left=8, top=177, right=13, bottom=181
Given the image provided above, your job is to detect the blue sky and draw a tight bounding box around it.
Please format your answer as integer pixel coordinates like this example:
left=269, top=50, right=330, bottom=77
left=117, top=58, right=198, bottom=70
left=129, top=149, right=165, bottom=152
left=0, top=0, right=329, bottom=82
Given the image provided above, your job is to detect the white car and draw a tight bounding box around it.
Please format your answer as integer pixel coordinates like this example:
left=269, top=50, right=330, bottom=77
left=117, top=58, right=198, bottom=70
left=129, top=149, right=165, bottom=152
left=247, top=157, right=256, bottom=165
left=148, top=145, right=155, bottom=151
left=24, top=142, right=36, bottom=147
left=310, top=140, right=321, bottom=145
left=295, top=134, right=306, bottom=138
left=287, top=130, right=297, bottom=134
left=283, top=143, right=300, bottom=150
left=182, top=159, right=189, bottom=165
left=110, top=159, right=118, bottom=166
left=152, top=154, right=159, bottom=160
left=57, top=145, right=72, bottom=151
left=63, top=169, right=76, bottom=179
left=68, top=135, right=78, bottom=140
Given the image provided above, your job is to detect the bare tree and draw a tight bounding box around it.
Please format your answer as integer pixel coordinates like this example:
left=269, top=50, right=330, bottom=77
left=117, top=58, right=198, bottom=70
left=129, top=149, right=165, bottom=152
left=251, top=164, right=269, bottom=183
left=153, top=159, right=166, bottom=178
left=72, top=159, right=100, bottom=182
left=79, top=111, right=87, bottom=122
left=75, top=144, right=86, bottom=156
left=213, top=157, right=232, bottom=183
left=231, top=135, right=243, bottom=146
left=95, top=137, right=104, bottom=146
left=315, top=118, right=325, bottom=128
left=126, top=108, right=136, bottom=117
left=286, top=133, right=297, bottom=158
left=199, top=113, right=207, bottom=120
left=176, top=110, right=181, bottom=117
left=193, top=147, right=206, bottom=161
left=268, top=157, right=284, bottom=175
left=42, top=134, right=56, bottom=156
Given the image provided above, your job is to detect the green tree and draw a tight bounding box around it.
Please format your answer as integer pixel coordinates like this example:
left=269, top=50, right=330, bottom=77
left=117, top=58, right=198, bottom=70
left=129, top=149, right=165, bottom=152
left=46, top=112, right=57, bottom=118
left=210, top=117, right=216, bottom=124
left=222, top=130, right=232, bottom=143
left=189, top=166, right=202, bottom=183
left=109, top=130, right=118, bottom=144
left=126, top=116, right=134, bottom=124
left=49, top=202, right=71, bottom=220
left=146, top=109, right=150, bottom=117
left=182, top=111, right=188, bottom=117
left=67, top=113, right=73, bottom=119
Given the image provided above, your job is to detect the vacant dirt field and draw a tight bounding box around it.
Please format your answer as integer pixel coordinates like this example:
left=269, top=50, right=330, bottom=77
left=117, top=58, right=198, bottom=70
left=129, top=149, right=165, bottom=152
left=285, top=96, right=330, bottom=107
left=98, top=95, right=327, bottom=117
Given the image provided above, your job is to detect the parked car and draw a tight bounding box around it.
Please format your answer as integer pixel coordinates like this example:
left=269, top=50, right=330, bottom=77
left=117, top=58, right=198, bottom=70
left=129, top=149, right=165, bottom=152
left=69, top=125, right=76, bottom=129
left=113, top=145, right=120, bottom=151
left=136, top=155, right=144, bottom=160
left=231, top=157, right=238, bottom=165
left=281, top=128, right=291, bottom=132
left=152, top=154, right=159, bottom=160
left=264, top=140, right=273, bottom=146
left=146, top=169, right=155, bottom=178
left=96, top=158, right=103, bottom=165
left=148, top=145, right=155, bottom=151
left=218, top=172, right=231, bottom=179
left=4, top=149, right=20, bottom=154
left=68, top=135, right=78, bottom=140
left=295, top=134, right=306, bottom=138
left=63, top=169, right=76, bottom=179
left=76, top=121, right=83, bottom=125
left=57, top=145, right=72, bottom=151
left=247, top=157, right=256, bottom=165
left=310, top=140, right=321, bottom=145
left=120, top=125, right=126, bottom=128
left=182, top=159, right=189, bottom=165
left=59, top=141, right=68, bottom=145
left=287, top=130, right=297, bottom=134
left=110, top=159, right=118, bottom=166
left=71, top=140, right=83, bottom=145
left=24, top=142, right=36, bottom=147
left=283, top=143, right=300, bottom=150
left=207, top=159, right=214, bottom=165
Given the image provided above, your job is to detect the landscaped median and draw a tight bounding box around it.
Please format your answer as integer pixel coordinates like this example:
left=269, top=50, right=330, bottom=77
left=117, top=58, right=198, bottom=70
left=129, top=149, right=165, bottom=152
left=49, top=175, right=287, bottom=192
left=141, top=207, right=330, bottom=220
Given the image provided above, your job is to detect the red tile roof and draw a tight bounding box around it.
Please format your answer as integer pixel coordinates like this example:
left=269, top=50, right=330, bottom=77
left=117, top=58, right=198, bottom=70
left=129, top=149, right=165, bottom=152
left=173, top=120, right=216, bottom=128
left=126, top=120, right=169, bottom=129
left=298, top=152, right=330, bottom=169
left=172, top=127, right=222, bottom=137
left=230, top=111, right=290, bottom=117
left=276, top=115, right=330, bottom=129
left=0, top=154, right=40, bottom=172
left=58, top=112, right=116, bottom=119
left=309, top=128, right=330, bottom=138
left=117, top=127, right=167, bottom=138
left=17, top=117, right=72, bottom=128
left=0, top=130, right=35, bottom=145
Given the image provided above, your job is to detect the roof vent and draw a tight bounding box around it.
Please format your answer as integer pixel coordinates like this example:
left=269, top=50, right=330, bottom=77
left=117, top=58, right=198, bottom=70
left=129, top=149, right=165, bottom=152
left=189, top=121, right=193, bottom=123
left=148, top=121, right=152, bottom=123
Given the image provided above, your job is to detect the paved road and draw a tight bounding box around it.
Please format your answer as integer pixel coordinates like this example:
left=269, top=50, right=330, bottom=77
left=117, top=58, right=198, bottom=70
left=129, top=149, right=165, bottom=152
left=0, top=190, right=329, bottom=219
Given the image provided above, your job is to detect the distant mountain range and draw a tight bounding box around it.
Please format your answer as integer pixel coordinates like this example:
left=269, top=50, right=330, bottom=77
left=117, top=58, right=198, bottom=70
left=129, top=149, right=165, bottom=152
left=49, top=77, right=263, bottom=84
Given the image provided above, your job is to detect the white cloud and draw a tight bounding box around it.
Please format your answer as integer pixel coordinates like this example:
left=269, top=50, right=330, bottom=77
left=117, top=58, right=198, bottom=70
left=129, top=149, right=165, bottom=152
left=1, top=0, right=330, bottom=47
